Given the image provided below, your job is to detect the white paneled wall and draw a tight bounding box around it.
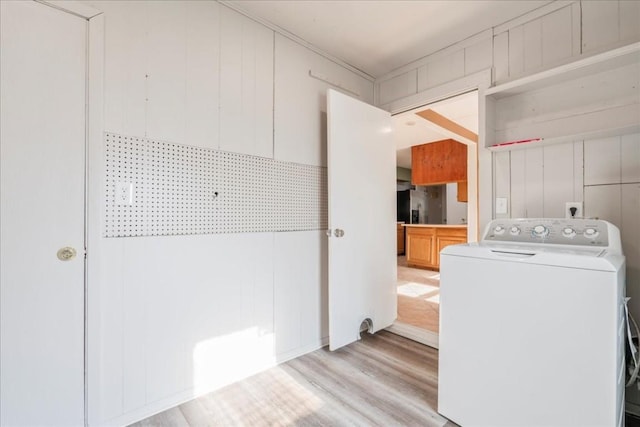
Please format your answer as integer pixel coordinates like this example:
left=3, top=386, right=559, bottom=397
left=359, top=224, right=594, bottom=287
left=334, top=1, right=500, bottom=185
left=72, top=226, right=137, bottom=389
left=87, top=1, right=372, bottom=426
left=583, top=133, right=640, bottom=332
left=220, top=6, right=274, bottom=157
left=493, top=140, right=592, bottom=219
left=494, top=145, right=580, bottom=220
left=274, top=35, right=374, bottom=167
left=377, top=30, right=492, bottom=107
left=583, top=1, right=640, bottom=53
left=274, top=231, right=328, bottom=359
left=495, top=3, right=581, bottom=82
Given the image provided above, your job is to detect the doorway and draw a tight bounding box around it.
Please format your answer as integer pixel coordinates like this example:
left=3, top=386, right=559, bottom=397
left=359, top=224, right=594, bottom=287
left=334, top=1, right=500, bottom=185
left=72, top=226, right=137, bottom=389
left=388, top=90, right=479, bottom=348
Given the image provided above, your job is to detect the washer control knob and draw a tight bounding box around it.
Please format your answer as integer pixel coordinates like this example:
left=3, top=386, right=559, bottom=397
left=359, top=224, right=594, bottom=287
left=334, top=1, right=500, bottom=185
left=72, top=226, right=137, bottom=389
left=509, top=226, right=521, bottom=235
left=584, top=228, right=599, bottom=239
left=494, top=225, right=505, bottom=234
left=562, top=227, right=576, bottom=238
left=532, top=225, right=549, bottom=238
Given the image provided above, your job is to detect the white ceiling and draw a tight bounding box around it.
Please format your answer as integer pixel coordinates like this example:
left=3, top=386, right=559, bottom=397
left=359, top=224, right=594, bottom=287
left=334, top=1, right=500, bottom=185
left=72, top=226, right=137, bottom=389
left=225, top=0, right=552, bottom=78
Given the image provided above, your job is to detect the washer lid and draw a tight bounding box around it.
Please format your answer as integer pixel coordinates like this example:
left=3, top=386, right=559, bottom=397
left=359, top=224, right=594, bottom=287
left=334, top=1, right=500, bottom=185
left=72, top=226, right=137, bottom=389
left=441, top=242, right=624, bottom=272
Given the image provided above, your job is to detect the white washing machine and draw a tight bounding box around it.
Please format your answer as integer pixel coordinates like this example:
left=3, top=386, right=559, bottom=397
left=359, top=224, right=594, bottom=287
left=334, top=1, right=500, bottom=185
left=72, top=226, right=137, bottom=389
left=438, top=218, right=626, bottom=427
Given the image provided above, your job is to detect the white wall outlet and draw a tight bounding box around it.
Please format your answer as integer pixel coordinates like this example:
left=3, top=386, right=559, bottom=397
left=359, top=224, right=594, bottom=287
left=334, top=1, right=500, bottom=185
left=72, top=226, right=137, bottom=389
left=565, top=202, right=583, bottom=219
left=496, top=197, right=508, bottom=215
left=115, top=182, right=133, bottom=206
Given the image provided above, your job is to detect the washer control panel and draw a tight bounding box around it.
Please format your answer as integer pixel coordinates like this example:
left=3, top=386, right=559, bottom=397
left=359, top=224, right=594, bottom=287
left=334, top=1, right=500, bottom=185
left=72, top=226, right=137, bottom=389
left=483, top=218, right=609, bottom=247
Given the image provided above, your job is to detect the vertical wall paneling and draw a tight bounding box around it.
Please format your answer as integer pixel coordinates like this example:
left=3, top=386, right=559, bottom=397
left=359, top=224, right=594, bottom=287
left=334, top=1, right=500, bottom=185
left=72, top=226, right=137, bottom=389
left=185, top=233, right=275, bottom=395
left=185, top=1, right=220, bottom=149
left=523, top=19, right=543, bottom=72
left=508, top=25, right=525, bottom=78
left=273, top=231, right=328, bottom=358
left=542, top=143, right=574, bottom=218
left=541, top=5, right=573, bottom=66
left=622, top=183, right=640, bottom=317
left=378, top=70, right=417, bottom=105
left=146, top=1, right=187, bottom=143
left=273, top=34, right=374, bottom=166
left=584, top=184, right=622, bottom=226
left=464, top=38, right=492, bottom=75
left=219, top=7, right=274, bottom=158
left=274, top=35, right=324, bottom=167
left=493, top=31, right=509, bottom=82
left=509, top=150, right=527, bottom=218
left=570, top=2, right=582, bottom=57
left=420, top=51, right=465, bottom=90
left=621, top=0, right=640, bottom=43
left=416, top=64, right=429, bottom=93
left=255, top=31, right=275, bottom=158
left=524, top=147, right=544, bottom=217
left=121, top=241, right=147, bottom=413
left=493, top=151, right=511, bottom=218
left=98, top=239, right=125, bottom=421
left=219, top=8, right=244, bottom=152
left=573, top=141, right=584, bottom=203
left=582, top=1, right=620, bottom=53
left=98, top=1, right=148, bottom=137
left=622, top=133, right=640, bottom=182
left=584, top=136, right=622, bottom=185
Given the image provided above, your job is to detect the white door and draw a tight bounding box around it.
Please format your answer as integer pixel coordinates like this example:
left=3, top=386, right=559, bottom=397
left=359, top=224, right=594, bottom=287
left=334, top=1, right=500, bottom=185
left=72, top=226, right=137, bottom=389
left=327, top=89, right=397, bottom=351
left=1, top=1, right=87, bottom=425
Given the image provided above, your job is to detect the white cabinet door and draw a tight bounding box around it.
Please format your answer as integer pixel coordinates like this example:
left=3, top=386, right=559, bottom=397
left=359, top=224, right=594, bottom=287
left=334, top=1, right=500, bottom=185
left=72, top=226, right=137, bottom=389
left=0, top=2, right=86, bottom=425
left=327, top=89, right=396, bottom=351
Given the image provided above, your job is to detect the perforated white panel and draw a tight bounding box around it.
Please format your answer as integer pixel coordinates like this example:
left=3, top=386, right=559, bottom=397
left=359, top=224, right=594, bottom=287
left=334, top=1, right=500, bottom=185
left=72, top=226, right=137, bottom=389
left=104, top=133, right=327, bottom=237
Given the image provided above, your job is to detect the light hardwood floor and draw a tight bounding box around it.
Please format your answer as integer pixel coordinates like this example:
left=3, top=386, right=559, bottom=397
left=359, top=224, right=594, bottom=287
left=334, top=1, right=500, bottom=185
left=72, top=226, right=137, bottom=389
left=130, top=331, right=456, bottom=427
left=397, top=256, right=441, bottom=333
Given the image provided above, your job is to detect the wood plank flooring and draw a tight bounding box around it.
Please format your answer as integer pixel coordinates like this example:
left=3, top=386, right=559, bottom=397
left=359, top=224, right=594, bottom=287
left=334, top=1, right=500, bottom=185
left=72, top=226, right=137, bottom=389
left=131, top=331, right=456, bottom=427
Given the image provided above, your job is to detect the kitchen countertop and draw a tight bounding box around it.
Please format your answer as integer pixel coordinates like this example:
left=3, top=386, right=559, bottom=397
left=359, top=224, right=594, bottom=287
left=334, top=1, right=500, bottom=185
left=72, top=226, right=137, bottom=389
left=401, top=224, right=467, bottom=228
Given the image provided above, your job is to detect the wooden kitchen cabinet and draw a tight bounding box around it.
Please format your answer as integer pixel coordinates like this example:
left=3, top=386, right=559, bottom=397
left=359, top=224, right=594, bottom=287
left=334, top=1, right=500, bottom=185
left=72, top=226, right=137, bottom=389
left=406, top=227, right=436, bottom=268
left=397, top=223, right=405, bottom=255
left=405, top=225, right=466, bottom=270
left=411, top=139, right=467, bottom=185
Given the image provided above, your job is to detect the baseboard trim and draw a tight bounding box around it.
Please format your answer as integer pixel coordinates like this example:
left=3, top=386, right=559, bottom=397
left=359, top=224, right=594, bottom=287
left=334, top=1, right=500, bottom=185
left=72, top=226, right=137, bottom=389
left=386, top=322, right=439, bottom=349
left=98, top=338, right=328, bottom=427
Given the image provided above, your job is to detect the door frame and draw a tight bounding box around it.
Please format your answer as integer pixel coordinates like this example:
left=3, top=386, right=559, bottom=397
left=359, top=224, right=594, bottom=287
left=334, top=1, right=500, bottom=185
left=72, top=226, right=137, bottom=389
left=382, top=69, right=493, bottom=348
left=37, top=1, right=105, bottom=424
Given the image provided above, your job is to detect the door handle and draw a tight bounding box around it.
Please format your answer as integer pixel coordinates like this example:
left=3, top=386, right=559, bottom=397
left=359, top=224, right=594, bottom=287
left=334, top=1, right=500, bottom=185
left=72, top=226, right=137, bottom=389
left=57, top=247, right=77, bottom=261
left=326, top=229, right=345, bottom=238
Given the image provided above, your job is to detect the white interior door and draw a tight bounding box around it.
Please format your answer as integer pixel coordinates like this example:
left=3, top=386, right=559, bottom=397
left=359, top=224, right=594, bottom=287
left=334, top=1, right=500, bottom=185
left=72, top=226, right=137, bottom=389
left=1, top=1, right=86, bottom=425
left=327, top=89, right=397, bottom=351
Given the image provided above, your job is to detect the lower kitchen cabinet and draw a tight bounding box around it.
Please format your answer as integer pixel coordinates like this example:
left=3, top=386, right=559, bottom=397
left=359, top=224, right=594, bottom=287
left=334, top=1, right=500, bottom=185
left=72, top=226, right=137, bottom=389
left=405, top=225, right=466, bottom=270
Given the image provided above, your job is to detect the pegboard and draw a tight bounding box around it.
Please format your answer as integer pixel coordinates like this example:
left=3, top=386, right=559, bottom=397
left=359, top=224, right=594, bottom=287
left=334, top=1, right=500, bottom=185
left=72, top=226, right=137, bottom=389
left=104, top=133, right=327, bottom=237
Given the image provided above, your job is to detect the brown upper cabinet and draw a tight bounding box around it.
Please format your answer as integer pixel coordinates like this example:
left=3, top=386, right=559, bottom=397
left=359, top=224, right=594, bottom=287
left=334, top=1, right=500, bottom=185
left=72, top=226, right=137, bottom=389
left=411, top=139, right=467, bottom=185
